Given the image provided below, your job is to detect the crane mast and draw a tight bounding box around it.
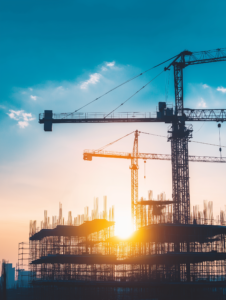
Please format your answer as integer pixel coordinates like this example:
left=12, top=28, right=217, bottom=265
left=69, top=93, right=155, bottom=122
left=129, top=130, right=139, bottom=227
left=162, top=48, right=226, bottom=224
left=170, top=54, right=191, bottom=224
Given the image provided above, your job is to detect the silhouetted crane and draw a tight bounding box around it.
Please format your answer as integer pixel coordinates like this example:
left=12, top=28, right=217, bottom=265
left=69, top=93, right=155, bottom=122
left=39, top=47, right=226, bottom=225
left=83, top=130, right=226, bottom=227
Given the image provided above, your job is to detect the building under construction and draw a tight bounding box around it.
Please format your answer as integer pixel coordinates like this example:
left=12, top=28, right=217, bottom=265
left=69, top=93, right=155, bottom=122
left=26, top=194, right=226, bottom=300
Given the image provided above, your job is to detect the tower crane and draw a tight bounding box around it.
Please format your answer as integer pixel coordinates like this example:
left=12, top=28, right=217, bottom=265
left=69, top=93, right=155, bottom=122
left=39, top=47, right=226, bottom=225
left=83, top=130, right=226, bottom=227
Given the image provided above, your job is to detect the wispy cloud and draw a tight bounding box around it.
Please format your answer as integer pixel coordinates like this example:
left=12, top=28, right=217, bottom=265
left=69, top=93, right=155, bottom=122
left=18, top=121, right=29, bottom=128
left=186, top=83, right=226, bottom=109
left=198, top=98, right=207, bottom=108
left=79, top=61, right=116, bottom=90
left=217, top=86, right=226, bottom=93
left=14, top=60, right=146, bottom=116
left=7, top=110, right=35, bottom=128
left=106, top=61, right=115, bottom=67
left=80, top=73, right=102, bottom=90
left=30, top=95, right=37, bottom=101
left=17, top=61, right=120, bottom=106
left=56, top=86, right=64, bottom=91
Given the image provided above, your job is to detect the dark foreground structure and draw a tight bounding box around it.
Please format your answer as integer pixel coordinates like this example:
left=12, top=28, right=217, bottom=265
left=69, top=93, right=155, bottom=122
left=22, top=214, right=226, bottom=299
left=2, top=285, right=226, bottom=300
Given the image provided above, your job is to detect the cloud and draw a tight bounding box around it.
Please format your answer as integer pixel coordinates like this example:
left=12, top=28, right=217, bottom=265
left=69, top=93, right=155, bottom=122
left=106, top=61, right=115, bottom=67
left=7, top=110, right=35, bottom=128
left=56, top=86, right=64, bottom=91
left=18, top=121, right=29, bottom=128
left=186, top=82, right=226, bottom=110
left=8, top=110, right=23, bottom=120
left=198, top=98, right=207, bottom=108
left=217, top=87, right=226, bottom=93
left=14, top=60, right=147, bottom=116
left=0, top=105, right=6, bottom=110
left=80, top=73, right=102, bottom=90
left=17, top=61, right=120, bottom=107
left=30, top=95, right=37, bottom=101
left=101, top=61, right=116, bottom=72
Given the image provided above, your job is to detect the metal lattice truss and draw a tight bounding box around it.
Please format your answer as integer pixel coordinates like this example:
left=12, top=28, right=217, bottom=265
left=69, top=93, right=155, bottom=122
left=83, top=150, right=226, bottom=163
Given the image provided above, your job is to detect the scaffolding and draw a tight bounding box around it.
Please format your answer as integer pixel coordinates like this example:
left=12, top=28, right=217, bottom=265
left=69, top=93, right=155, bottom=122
left=29, top=220, right=226, bottom=284
left=25, top=198, right=226, bottom=300
left=17, top=242, right=30, bottom=287
left=29, top=219, right=115, bottom=282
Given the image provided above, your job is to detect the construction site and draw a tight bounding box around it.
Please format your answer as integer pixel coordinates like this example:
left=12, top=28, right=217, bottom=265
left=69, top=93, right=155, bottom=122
left=26, top=194, right=226, bottom=299
left=5, top=47, right=226, bottom=299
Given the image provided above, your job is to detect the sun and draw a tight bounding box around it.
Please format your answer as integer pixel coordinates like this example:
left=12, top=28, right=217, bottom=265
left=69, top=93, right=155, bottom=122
left=114, top=215, right=133, bottom=239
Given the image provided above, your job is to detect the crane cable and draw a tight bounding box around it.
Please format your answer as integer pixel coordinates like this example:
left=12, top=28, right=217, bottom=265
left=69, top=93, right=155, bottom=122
left=144, top=160, right=146, bottom=179
left=97, top=131, right=135, bottom=151
left=104, top=70, right=164, bottom=118
left=218, top=124, right=222, bottom=158
left=97, top=130, right=226, bottom=151
left=63, top=54, right=179, bottom=119
left=138, top=131, right=167, bottom=138
left=165, top=69, right=170, bottom=102
left=139, top=131, right=226, bottom=148
left=95, top=129, right=226, bottom=156
left=193, top=122, right=205, bottom=133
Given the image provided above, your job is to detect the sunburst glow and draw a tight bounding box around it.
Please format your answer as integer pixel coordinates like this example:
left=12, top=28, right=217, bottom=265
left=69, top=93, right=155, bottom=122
left=114, top=215, right=133, bottom=239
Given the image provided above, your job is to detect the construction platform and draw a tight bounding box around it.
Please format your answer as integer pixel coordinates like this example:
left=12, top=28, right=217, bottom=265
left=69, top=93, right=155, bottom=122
left=29, top=220, right=226, bottom=284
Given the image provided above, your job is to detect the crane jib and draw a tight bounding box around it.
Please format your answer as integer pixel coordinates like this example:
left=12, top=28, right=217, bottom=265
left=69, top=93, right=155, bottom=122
left=83, top=151, right=226, bottom=163
left=39, top=108, right=226, bottom=131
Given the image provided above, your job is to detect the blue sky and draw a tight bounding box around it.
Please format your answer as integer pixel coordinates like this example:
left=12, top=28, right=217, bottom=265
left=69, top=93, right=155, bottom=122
left=1, top=0, right=226, bottom=265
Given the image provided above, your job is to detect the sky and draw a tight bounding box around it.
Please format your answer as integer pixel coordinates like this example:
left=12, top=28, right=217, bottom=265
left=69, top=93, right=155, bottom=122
left=1, top=0, right=226, bottom=267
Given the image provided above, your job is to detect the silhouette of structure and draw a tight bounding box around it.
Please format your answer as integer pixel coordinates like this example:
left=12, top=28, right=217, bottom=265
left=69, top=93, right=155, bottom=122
left=27, top=199, right=226, bottom=299
left=39, top=48, right=226, bottom=225
left=34, top=48, right=226, bottom=299
left=83, top=130, right=226, bottom=229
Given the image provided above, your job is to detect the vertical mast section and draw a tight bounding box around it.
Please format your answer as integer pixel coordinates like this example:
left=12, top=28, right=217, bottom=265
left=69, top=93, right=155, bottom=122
left=170, top=56, right=193, bottom=224
left=168, top=123, right=192, bottom=224
left=174, top=57, right=184, bottom=117
left=130, top=130, right=139, bottom=229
